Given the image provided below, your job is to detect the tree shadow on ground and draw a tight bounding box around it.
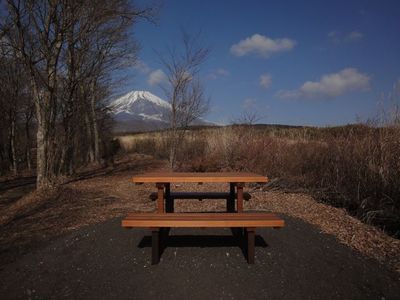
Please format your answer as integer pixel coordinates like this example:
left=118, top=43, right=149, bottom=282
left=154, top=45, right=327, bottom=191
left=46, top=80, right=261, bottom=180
left=68, top=155, right=163, bottom=182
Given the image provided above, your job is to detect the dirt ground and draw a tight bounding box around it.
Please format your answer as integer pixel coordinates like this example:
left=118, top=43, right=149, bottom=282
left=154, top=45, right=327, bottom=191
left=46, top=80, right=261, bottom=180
left=0, top=154, right=399, bottom=298
left=1, top=216, right=400, bottom=299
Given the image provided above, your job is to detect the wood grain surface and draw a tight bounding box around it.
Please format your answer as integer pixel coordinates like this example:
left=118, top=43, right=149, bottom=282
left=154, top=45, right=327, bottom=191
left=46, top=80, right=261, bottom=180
left=132, top=172, right=268, bottom=183
left=122, top=213, right=284, bottom=228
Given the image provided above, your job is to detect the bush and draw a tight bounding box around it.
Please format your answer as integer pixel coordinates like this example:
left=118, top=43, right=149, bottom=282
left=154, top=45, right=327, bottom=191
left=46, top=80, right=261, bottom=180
left=117, top=123, right=400, bottom=238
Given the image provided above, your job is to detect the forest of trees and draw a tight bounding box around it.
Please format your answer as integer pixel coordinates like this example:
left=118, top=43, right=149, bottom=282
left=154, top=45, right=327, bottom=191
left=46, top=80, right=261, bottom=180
left=0, top=0, right=150, bottom=189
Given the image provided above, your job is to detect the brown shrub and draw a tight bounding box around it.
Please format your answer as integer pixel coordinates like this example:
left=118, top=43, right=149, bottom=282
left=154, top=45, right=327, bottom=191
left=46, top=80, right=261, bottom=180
left=117, top=123, right=400, bottom=237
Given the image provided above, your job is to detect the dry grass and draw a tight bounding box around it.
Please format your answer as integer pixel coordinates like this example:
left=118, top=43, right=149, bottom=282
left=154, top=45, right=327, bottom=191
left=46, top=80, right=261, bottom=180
left=119, top=124, right=400, bottom=238
left=118, top=132, right=166, bottom=154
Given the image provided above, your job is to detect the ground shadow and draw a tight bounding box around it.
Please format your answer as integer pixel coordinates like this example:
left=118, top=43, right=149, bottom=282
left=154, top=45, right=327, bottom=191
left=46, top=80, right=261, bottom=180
left=68, top=156, right=162, bottom=183
left=138, top=233, right=268, bottom=261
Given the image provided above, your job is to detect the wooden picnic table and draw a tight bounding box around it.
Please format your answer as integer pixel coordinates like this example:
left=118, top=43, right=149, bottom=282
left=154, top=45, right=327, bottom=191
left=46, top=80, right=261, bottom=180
left=132, top=172, right=268, bottom=213
left=127, top=172, right=283, bottom=264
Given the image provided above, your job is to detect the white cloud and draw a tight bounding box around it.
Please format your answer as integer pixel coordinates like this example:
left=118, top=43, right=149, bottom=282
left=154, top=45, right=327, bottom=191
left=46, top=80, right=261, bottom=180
left=347, top=31, right=364, bottom=41
left=242, top=98, right=257, bottom=110
left=276, top=68, right=371, bottom=99
left=215, top=68, right=230, bottom=76
left=133, top=60, right=151, bottom=74
left=147, top=69, right=167, bottom=86
left=230, top=34, right=296, bottom=58
left=208, top=68, right=230, bottom=80
left=328, top=30, right=364, bottom=43
left=259, top=74, right=272, bottom=89
left=328, top=31, right=340, bottom=43
left=328, top=31, right=338, bottom=38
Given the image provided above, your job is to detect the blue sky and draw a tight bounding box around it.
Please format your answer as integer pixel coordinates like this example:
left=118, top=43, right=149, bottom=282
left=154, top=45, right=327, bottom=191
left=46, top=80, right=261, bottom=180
left=124, top=0, right=400, bottom=126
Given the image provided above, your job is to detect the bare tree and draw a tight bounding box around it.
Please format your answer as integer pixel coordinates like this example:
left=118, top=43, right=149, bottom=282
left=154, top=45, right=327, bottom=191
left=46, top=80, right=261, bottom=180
left=159, top=31, right=210, bottom=169
left=232, top=111, right=264, bottom=125
left=58, top=0, right=142, bottom=173
left=4, top=0, right=70, bottom=187
left=3, top=0, right=151, bottom=188
left=0, top=36, right=30, bottom=175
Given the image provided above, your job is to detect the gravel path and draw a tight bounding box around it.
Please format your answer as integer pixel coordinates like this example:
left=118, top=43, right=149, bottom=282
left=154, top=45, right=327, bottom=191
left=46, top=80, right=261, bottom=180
left=1, top=155, right=399, bottom=299
left=1, top=215, right=399, bottom=299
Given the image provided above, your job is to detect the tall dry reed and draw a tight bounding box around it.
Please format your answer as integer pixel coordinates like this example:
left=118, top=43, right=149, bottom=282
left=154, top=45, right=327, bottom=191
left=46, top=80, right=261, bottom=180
left=118, top=122, right=400, bottom=237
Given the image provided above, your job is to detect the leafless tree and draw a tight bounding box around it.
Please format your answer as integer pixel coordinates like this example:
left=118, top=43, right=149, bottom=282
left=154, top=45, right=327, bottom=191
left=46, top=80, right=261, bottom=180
left=57, top=0, right=142, bottom=173
left=2, top=0, right=151, bottom=188
left=0, top=36, right=31, bottom=175
left=232, top=111, right=264, bottom=125
left=159, top=31, right=210, bottom=169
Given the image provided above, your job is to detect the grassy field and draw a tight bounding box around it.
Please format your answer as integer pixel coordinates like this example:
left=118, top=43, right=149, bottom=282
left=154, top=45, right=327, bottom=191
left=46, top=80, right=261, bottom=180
left=116, top=123, right=400, bottom=238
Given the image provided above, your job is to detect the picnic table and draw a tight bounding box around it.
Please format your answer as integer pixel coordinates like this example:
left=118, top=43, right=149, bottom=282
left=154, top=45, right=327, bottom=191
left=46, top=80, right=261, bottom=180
left=132, top=172, right=268, bottom=213
left=123, top=172, right=285, bottom=264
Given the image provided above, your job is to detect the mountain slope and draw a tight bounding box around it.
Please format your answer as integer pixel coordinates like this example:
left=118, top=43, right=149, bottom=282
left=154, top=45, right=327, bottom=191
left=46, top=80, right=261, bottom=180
left=109, top=90, right=212, bottom=132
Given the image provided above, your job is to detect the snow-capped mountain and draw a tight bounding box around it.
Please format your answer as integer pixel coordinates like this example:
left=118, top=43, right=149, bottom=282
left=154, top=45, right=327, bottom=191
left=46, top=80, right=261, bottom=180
left=109, top=90, right=212, bottom=132
left=111, top=91, right=170, bottom=121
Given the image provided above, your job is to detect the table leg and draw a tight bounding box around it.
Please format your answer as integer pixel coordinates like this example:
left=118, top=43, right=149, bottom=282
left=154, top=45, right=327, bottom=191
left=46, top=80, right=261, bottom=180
left=156, top=183, right=165, bottom=213
left=237, top=183, right=244, bottom=212
left=165, top=183, right=173, bottom=213
left=152, top=228, right=160, bottom=264
left=247, top=227, right=255, bottom=264
left=228, top=183, right=235, bottom=212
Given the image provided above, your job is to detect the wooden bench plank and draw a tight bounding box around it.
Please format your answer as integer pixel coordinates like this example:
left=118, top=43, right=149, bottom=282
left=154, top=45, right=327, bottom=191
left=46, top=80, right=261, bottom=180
left=122, top=220, right=283, bottom=227
left=122, top=213, right=284, bottom=264
left=121, top=213, right=284, bottom=228
left=124, top=212, right=280, bottom=219
left=133, top=172, right=268, bottom=183
left=149, top=192, right=251, bottom=201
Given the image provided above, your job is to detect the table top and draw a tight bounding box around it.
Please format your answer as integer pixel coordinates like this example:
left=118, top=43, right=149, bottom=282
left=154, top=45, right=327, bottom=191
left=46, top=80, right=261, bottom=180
left=132, top=172, right=268, bottom=183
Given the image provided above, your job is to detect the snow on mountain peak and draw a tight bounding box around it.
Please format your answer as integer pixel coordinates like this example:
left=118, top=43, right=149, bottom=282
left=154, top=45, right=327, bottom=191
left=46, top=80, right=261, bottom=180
left=111, top=90, right=170, bottom=114
left=109, top=90, right=214, bottom=132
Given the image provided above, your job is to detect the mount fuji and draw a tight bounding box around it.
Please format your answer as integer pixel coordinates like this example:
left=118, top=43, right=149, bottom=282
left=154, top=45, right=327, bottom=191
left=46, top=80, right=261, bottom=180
left=109, top=91, right=212, bottom=132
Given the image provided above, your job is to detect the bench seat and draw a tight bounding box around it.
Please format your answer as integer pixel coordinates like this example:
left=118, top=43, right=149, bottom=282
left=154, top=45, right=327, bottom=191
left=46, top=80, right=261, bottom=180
left=122, top=212, right=282, bottom=227
left=122, top=212, right=284, bottom=264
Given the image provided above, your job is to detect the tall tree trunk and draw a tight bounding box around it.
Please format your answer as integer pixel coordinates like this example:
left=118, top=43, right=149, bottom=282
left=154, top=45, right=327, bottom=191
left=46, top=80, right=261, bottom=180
left=169, top=143, right=175, bottom=169
left=36, top=105, right=48, bottom=188
left=25, top=117, right=31, bottom=170
left=90, top=81, right=100, bottom=163
left=168, top=98, right=177, bottom=170
left=85, top=113, right=95, bottom=162
left=10, top=117, right=18, bottom=176
left=0, top=142, right=4, bottom=175
left=168, top=129, right=178, bottom=170
left=35, top=87, right=55, bottom=189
